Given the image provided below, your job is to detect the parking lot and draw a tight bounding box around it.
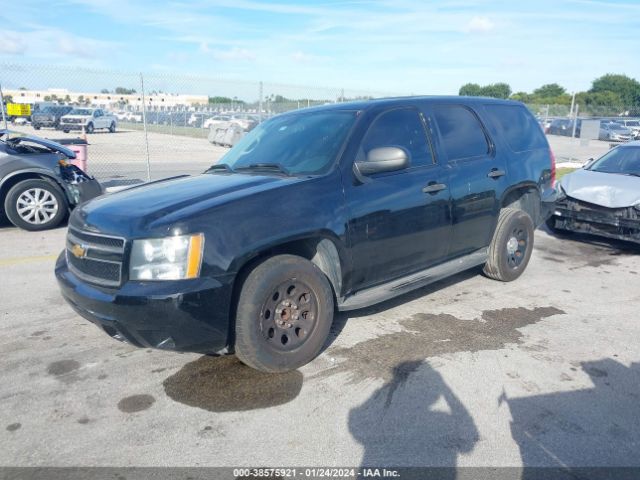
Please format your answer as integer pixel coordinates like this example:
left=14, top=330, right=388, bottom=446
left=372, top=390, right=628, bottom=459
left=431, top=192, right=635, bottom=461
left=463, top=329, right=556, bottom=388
left=2, top=213, right=639, bottom=469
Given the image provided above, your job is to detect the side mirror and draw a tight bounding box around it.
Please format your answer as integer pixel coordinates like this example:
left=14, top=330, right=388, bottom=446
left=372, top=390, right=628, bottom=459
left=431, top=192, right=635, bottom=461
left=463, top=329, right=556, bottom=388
left=355, top=147, right=410, bottom=176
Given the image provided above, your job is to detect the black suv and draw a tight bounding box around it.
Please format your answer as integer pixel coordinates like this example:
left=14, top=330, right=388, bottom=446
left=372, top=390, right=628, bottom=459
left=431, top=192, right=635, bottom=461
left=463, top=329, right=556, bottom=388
left=31, top=106, right=74, bottom=130
left=56, top=97, right=557, bottom=372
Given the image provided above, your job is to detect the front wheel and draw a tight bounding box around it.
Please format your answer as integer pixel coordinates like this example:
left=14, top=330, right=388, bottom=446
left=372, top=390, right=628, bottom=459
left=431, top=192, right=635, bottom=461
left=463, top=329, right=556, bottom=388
left=109, top=122, right=116, bottom=133
left=4, top=179, right=67, bottom=231
left=483, top=208, right=534, bottom=282
left=234, top=255, right=335, bottom=373
left=33, top=124, right=41, bottom=130
left=85, top=123, right=94, bottom=134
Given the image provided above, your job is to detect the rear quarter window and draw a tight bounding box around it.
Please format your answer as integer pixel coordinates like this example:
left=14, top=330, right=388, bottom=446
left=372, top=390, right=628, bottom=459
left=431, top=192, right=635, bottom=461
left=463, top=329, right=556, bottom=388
left=484, top=104, right=547, bottom=152
left=432, top=105, right=490, bottom=161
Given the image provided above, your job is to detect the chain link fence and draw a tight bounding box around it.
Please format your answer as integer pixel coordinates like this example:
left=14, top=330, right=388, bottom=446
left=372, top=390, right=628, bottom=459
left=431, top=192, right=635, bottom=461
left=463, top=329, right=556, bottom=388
left=0, top=64, right=399, bottom=187
left=1, top=63, right=638, bottom=184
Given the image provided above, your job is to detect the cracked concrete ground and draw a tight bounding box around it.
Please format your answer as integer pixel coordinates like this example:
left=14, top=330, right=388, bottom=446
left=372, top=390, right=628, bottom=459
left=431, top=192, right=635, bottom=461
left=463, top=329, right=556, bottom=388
left=1, top=220, right=639, bottom=469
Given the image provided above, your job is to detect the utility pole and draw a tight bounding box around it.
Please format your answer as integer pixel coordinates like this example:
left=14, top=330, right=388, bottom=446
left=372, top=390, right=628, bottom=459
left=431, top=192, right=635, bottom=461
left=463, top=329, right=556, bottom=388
left=0, top=83, right=8, bottom=130
left=569, top=92, right=576, bottom=118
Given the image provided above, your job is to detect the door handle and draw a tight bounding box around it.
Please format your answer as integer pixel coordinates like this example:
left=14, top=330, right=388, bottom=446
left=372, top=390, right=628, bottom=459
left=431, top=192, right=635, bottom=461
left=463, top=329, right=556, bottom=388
left=422, top=182, right=447, bottom=194
left=487, top=168, right=506, bottom=179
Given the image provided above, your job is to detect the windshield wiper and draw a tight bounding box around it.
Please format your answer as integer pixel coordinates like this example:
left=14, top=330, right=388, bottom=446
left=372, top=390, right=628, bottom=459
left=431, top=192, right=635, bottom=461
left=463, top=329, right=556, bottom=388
left=623, top=172, right=640, bottom=177
left=205, top=163, right=234, bottom=173
left=234, top=163, right=291, bottom=176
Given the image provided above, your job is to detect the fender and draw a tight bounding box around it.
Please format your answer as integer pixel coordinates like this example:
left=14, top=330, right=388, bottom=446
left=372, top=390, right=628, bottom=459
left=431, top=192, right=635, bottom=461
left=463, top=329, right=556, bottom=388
left=1, top=167, right=81, bottom=207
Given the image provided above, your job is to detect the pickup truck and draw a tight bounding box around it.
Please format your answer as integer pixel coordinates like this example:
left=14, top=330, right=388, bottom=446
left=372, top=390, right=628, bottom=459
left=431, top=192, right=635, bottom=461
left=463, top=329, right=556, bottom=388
left=56, top=96, right=557, bottom=372
left=59, top=108, right=117, bottom=134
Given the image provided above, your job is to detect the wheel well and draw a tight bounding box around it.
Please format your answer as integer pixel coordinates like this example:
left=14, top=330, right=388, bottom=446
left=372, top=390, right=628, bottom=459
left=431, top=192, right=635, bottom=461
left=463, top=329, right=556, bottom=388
left=227, top=237, right=344, bottom=349
left=501, top=187, right=542, bottom=225
left=0, top=173, right=66, bottom=211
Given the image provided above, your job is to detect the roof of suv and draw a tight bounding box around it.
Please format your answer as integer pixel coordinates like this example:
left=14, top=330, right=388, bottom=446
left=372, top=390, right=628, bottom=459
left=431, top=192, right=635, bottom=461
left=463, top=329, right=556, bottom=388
left=280, top=95, right=524, bottom=115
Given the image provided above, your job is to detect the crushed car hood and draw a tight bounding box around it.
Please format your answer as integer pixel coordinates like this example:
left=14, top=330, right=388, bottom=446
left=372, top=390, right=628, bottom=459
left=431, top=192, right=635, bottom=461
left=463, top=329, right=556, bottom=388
left=560, top=168, right=640, bottom=208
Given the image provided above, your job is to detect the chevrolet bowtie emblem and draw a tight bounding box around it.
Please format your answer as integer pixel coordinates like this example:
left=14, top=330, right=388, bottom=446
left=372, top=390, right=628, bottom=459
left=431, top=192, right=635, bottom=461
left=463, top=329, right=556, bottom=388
left=71, top=243, right=88, bottom=259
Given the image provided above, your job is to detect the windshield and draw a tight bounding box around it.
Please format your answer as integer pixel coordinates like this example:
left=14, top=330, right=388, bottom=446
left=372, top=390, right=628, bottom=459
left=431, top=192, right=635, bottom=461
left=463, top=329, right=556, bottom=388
left=625, top=121, right=639, bottom=127
left=218, top=111, right=358, bottom=175
left=69, top=109, right=92, bottom=115
left=588, top=147, right=640, bottom=175
left=38, top=107, right=56, bottom=114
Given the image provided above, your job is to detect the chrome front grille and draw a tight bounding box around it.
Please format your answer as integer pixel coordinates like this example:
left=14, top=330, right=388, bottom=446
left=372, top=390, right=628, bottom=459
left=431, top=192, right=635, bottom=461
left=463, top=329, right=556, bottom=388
left=66, top=227, right=126, bottom=287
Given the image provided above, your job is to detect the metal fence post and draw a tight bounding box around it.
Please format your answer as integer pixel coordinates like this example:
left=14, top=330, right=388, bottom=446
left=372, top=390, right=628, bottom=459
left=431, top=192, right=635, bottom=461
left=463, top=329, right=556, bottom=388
left=258, top=81, right=263, bottom=122
left=0, top=83, right=8, bottom=130
left=140, top=73, right=151, bottom=182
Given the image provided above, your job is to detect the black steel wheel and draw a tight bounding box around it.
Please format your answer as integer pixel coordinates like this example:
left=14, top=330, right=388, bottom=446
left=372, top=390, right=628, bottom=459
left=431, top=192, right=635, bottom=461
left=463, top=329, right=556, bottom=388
left=483, top=208, right=534, bottom=282
left=235, top=255, right=334, bottom=372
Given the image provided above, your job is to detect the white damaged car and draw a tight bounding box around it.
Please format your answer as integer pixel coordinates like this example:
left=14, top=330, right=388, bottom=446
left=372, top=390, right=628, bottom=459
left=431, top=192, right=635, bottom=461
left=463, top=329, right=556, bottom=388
left=547, top=141, right=640, bottom=244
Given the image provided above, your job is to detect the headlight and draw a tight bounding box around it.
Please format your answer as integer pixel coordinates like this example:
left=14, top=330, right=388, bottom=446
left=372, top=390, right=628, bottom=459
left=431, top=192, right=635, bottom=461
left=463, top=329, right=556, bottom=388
left=130, top=233, right=204, bottom=281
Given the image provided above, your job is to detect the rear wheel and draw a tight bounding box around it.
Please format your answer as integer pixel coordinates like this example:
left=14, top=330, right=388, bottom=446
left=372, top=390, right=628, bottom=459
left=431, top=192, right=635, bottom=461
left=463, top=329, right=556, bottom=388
left=234, top=255, right=334, bottom=373
left=4, top=179, right=67, bottom=231
left=483, top=208, right=534, bottom=282
left=33, top=124, right=41, bottom=130
left=86, top=123, right=94, bottom=134
left=109, top=122, right=116, bottom=133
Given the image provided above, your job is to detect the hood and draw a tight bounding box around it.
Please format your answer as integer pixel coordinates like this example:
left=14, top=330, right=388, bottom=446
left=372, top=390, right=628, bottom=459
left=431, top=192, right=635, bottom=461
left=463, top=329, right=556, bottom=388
left=0, top=130, right=76, bottom=159
left=62, top=114, right=91, bottom=119
left=560, top=168, right=640, bottom=208
left=74, top=172, right=304, bottom=236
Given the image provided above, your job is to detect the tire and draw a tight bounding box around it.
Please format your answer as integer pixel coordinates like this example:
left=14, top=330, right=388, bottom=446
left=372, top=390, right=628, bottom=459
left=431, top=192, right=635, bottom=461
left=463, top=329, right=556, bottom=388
left=33, top=124, right=41, bottom=130
left=63, top=129, right=70, bottom=133
left=4, top=179, right=67, bottom=231
left=234, top=254, right=335, bottom=373
left=86, top=123, right=94, bottom=134
left=483, top=208, right=534, bottom=282
left=109, top=122, right=116, bottom=133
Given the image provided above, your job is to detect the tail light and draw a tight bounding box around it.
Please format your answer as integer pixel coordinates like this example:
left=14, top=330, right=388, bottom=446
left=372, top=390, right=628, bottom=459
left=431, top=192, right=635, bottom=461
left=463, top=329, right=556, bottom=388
left=549, top=149, right=556, bottom=187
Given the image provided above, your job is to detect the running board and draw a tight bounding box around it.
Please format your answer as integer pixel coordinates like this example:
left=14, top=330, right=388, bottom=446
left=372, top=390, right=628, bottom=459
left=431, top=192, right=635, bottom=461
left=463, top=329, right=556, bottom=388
left=337, top=249, right=488, bottom=311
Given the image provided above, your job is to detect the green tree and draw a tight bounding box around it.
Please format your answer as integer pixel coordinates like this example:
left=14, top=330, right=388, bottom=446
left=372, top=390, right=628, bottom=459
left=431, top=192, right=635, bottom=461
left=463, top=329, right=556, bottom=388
left=533, top=83, right=566, bottom=98
left=208, top=96, right=233, bottom=104
left=459, top=83, right=482, bottom=96
left=100, top=88, right=110, bottom=94
left=589, top=74, right=640, bottom=106
left=480, top=83, right=512, bottom=99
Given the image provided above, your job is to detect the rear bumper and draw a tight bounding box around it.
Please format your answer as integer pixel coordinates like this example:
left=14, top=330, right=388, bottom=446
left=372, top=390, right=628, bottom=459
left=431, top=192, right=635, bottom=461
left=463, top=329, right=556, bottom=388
left=539, top=187, right=558, bottom=226
left=55, top=252, right=234, bottom=354
left=549, top=204, right=640, bottom=244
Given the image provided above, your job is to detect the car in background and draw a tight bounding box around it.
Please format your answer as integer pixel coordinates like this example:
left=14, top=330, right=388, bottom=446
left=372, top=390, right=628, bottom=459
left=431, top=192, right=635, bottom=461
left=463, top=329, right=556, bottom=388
left=548, top=118, right=573, bottom=136
left=59, top=108, right=117, bottom=134
left=618, top=119, right=640, bottom=139
left=599, top=122, right=632, bottom=142
left=31, top=106, right=74, bottom=130
left=230, top=114, right=260, bottom=132
left=547, top=141, right=640, bottom=244
left=548, top=118, right=581, bottom=137
left=0, top=130, right=103, bottom=231
left=203, top=115, right=232, bottom=130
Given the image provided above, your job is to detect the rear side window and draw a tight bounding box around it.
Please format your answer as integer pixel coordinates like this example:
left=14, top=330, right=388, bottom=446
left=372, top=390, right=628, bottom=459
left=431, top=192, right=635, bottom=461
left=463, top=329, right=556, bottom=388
left=362, top=108, right=434, bottom=167
left=432, top=105, right=489, bottom=161
left=485, top=105, right=547, bottom=152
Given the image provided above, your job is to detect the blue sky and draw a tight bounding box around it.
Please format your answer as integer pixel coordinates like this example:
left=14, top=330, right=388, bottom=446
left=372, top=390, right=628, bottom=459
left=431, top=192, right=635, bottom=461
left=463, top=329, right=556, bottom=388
left=1, top=0, right=639, bottom=97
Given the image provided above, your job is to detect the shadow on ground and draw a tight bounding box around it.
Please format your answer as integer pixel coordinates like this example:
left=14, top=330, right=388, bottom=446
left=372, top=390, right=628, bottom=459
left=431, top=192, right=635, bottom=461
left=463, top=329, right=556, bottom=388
left=505, top=358, right=640, bottom=474
left=349, top=360, right=478, bottom=473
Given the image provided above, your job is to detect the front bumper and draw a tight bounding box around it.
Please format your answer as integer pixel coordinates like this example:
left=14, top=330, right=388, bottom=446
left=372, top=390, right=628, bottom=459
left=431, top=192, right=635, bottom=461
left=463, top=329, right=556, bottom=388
left=59, top=124, right=85, bottom=131
left=55, top=252, right=234, bottom=354
left=549, top=198, right=640, bottom=244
